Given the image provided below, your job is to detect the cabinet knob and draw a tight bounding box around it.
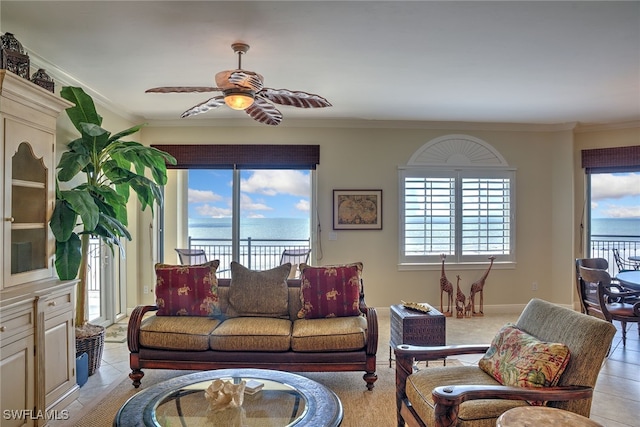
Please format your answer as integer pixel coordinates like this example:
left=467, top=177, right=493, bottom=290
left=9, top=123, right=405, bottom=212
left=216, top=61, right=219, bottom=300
left=4, top=217, right=14, bottom=222
left=48, top=301, right=57, bottom=307
left=0, top=326, right=6, bottom=332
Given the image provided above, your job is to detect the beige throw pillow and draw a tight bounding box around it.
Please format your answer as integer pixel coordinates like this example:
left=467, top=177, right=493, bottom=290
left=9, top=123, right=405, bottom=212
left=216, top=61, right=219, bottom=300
left=227, top=262, right=291, bottom=318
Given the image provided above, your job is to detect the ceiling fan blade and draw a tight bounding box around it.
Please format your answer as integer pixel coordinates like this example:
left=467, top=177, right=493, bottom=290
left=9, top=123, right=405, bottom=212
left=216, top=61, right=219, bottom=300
left=228, top=71, right=264, bottom=92
left=245, top=97, right=283, bottom=126
left=146, top=86, right=222, bottom=93
left=259, top=88, right=331, bottom=108
left=180, top=96, right=225, bottom=118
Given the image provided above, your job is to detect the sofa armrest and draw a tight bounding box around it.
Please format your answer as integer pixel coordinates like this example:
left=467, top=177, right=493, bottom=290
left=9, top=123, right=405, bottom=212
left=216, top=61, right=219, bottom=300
left=365, top=307, right=378, bottom=355
left=431, top=385, right=592, bottom=427
left=127, top=305, right=158, bottom=352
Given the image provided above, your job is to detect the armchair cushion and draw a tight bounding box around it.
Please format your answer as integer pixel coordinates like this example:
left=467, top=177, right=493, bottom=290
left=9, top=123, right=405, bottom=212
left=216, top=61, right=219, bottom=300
left=298, top=262, right=362, bottom=319
left=406, top=365, right=528, bottom=426
left=479, top=324, right=571, bottom=405
left=154, top=260, right=220, bottom=316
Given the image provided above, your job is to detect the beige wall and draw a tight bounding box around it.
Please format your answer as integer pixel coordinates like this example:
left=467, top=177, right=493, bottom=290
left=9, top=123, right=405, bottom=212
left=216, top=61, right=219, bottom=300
left=55, top=109, right=638, bottom=315
left=135, top=123, right=584, bottom=313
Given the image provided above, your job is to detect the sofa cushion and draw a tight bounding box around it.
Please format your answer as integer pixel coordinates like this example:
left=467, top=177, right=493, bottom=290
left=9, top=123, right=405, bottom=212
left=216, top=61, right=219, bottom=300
left=407, top=366, right=527, bottom=426
left=227, top=262, right=291, bottom=318
left=139, top=316, right=222, bottom=351
left=154, top=260, right=220, bottom=316
left=298, top=262, right=362, bottom=319
left=291, top=316, right=367, bottom=352
left=210, top=317, right=292, bottom=352
left=479, top=324, right=571, bottom=405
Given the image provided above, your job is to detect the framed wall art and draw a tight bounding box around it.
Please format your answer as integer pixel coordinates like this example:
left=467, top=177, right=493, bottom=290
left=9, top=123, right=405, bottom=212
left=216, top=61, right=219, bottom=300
left=333, top=189, right=382, bottom=230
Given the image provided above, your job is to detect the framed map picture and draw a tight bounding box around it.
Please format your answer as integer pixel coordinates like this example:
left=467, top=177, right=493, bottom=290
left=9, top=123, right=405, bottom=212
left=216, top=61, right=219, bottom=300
left=333, top=190, right=382, bottom=230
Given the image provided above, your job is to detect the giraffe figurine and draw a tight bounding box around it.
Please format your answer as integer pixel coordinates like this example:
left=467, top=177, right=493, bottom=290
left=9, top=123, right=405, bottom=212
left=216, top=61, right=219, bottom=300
left=469, top=256, right=496, bottom=316
left=439, top=254, right=453, bottom=317
left=465, top=290, right=473, bottom=318
left=455, top=275, right=465, bottom=319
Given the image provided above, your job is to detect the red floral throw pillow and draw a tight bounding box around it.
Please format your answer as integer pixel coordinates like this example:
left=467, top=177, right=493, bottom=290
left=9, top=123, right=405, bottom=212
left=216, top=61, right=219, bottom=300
left=298, top=262, right=363, bottom=319
left=155, top=260, right=220, bottom=316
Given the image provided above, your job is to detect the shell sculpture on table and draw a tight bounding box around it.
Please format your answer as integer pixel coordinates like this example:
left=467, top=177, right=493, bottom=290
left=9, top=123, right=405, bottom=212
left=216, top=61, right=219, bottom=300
left=205, top=379, right=246, bottom=412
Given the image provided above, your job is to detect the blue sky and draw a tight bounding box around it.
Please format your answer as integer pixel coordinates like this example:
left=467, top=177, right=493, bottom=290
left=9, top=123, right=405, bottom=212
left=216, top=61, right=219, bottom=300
left=188, top=169, right=311, bottom=219
left=590, top=172, right=640, bottom=218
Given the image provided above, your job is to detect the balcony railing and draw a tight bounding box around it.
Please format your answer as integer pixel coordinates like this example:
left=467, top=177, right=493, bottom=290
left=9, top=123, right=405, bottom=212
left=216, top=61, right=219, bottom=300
left=188, top=237, right=311, bottom=277
left=590, top=235, right=640, bottom=276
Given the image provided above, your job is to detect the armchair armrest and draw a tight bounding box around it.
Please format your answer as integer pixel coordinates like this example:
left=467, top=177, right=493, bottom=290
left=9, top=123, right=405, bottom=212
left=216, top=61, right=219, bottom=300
left=395, top=343, right=490, bottom=360
left=432, top=385, right=592, bottom=427
left=127, top=305, right=158, bottom=352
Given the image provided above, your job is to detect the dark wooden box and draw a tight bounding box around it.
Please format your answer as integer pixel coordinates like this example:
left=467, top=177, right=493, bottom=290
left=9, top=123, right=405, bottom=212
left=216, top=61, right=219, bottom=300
left=390, top=304, right=446, bottom=347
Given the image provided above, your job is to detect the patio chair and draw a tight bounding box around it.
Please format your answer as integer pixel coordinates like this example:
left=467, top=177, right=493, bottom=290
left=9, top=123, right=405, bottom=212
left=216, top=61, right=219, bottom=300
left=395, top=298, right=616, bottom=427
left=175, top=248, right=207, bottom=265
left=612, top=248, right=639, bottom=272
left=280, top=248, right=311, bottom=278
left=578, top=266, right=640, bottom=347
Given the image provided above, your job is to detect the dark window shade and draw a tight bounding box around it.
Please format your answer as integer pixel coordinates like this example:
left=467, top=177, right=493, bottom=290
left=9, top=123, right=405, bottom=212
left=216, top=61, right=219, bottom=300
left=581, top=145, right=640, bottom=174
left=151, top=144, right=320, bottom=170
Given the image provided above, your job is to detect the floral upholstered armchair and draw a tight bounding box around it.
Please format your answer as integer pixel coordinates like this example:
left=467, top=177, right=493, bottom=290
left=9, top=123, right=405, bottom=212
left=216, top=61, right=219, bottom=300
left=394, top=298, right=616, bottom=427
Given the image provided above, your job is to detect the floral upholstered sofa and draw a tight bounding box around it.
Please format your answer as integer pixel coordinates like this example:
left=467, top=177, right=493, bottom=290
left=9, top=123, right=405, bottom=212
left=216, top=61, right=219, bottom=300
left=127, top=261, right=378, bottom=390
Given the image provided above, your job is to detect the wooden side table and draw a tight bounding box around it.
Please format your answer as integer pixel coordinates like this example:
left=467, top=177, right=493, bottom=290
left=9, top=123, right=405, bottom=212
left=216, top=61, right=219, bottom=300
left=389, top=303, right=446, bottom=366
left=496, top=406, right=603, bottom=427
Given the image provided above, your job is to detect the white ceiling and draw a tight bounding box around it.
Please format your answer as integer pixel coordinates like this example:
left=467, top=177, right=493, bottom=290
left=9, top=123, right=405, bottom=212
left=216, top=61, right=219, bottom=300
left=2, top=1, right=639, bottom=127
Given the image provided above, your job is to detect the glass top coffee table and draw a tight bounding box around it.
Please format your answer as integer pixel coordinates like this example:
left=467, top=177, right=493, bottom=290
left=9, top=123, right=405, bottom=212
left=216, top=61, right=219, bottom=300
left=114, top=368, right=343, bottom=427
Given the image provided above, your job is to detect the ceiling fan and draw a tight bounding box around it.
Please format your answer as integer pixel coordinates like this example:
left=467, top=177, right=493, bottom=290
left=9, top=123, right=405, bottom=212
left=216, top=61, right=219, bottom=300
left=146, top=42, right=331, bottom=126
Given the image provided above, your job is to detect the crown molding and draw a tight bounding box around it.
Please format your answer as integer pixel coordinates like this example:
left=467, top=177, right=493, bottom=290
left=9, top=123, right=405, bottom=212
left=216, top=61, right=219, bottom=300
left=574, top=120, right=640, bottom=133
left=28, top=51, right=143, bottom=123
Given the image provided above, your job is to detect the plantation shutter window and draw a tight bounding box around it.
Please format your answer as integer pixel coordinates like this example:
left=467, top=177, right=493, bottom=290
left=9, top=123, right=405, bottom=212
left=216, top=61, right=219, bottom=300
left=399, top=135, right=515, bottom=266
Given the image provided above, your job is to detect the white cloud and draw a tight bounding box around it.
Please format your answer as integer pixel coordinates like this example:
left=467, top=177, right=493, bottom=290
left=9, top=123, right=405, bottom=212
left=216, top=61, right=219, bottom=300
left=240, top=194, right=273, bottom=212
left=296, top=199, right=310, bottom=212
left=188, top=188, right=223, bottom=203
left=240, top=170, right=310, bottom=197
left=591, top=173, right=640, bottom=200
left=600, top=205, right=640, bottom=218
left=195, top=204, right=231, bottom=218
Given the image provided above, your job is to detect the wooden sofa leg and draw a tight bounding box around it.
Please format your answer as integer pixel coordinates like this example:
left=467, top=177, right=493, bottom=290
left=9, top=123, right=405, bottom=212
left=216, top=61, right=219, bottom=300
left=364, top=371, right=378, bottom=390
left=129, top=369, right=144, bottom=388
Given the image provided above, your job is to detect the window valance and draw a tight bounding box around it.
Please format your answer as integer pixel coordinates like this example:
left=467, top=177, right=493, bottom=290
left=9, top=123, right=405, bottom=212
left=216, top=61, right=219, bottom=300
left=581, top=145, right=640, bottom=173
left=151, top=144, right=320, bottom=170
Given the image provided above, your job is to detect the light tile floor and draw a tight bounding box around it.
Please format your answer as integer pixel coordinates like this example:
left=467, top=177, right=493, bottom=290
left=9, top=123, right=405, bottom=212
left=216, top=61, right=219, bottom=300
left=53, top=309, right=639, bottom=426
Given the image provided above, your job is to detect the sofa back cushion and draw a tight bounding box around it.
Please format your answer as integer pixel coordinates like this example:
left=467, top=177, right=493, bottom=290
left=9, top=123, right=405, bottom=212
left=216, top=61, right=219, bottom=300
left=298, top=262, right=363, bottom=319
left=154, top=260, right=220, bottom=316
left=227, top=262, right=291, bottom=318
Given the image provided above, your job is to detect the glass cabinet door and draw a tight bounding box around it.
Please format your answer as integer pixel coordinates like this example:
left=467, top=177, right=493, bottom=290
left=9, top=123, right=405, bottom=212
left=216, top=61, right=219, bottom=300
left=11, top=142, right=48, bottom=274
left=3, top=129, right=55, bottom=288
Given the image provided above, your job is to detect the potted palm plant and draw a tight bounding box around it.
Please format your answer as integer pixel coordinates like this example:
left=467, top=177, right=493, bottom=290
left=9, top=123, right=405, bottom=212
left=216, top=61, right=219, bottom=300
left=49, top=86, right=176, bottom=374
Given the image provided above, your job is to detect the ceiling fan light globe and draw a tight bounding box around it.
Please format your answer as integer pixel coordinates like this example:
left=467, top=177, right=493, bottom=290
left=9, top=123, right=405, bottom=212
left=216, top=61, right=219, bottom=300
left=224, top=93, right=254, bottom=110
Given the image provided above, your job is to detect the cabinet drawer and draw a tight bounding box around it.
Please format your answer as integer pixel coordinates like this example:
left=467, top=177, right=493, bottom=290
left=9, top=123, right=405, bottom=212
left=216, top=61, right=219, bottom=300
left=0, top=304, right=35, bottom=342
left=42, top=291, right=73, bottom=316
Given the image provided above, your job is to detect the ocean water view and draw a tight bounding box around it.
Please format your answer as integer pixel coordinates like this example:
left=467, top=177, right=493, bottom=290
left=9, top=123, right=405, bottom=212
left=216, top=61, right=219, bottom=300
left=189, top=217, right=310, bottom=242
left=591, top=218, right=640, bottom=239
